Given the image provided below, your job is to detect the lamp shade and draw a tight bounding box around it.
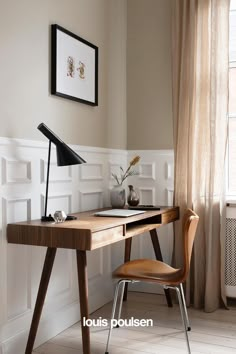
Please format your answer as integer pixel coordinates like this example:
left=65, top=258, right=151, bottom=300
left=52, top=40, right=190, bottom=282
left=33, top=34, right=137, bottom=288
left=56, top=142, right=86, bottom=166
left=38, top=123, right=86, bottom=166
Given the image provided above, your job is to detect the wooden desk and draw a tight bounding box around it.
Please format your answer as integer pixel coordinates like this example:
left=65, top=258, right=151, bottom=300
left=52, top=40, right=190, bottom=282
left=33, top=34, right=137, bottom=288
left=7, top=206, right=179, bottom=354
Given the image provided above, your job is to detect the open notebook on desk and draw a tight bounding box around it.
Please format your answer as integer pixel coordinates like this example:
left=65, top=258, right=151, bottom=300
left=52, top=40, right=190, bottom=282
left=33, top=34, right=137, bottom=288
left=94, top=209, right=146, bottom=218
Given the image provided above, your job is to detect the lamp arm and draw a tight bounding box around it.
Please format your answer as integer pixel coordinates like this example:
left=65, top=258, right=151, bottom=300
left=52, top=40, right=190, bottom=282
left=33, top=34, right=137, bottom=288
left=38, top=123, right=64, bottom=147
left=44, top=140, right=51, bottom=218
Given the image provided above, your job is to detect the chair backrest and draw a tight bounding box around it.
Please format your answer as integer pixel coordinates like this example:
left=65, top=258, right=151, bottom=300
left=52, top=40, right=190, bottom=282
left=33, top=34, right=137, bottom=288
left=181, top=209, right=199, bottom=283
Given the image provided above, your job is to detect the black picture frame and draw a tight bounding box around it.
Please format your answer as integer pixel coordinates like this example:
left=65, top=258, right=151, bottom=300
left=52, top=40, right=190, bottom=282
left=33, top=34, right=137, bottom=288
left=51, top=24, right=98, bottom=106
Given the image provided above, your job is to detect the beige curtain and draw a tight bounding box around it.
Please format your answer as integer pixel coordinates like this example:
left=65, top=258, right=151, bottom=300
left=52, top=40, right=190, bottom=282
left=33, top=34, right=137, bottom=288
left=172, top=0, right=229, bottom=312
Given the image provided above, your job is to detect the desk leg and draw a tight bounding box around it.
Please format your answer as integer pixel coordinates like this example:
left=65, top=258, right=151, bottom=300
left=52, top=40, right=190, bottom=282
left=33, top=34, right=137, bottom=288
left=150, top=229, right=173, bottom=307
left=25, top=247, right=57, bottom=354
left=76, top=250, right=90, bottom=354
left=123, top=238, right=132, bottom=301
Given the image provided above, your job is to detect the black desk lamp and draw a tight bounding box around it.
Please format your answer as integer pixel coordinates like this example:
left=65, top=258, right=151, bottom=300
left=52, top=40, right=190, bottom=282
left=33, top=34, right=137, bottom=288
left=38, top=123, right=86, bottom=222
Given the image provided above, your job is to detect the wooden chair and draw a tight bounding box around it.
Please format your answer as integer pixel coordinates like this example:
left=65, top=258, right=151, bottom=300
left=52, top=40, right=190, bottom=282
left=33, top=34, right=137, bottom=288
left=105, top=209, right=199, bottom=354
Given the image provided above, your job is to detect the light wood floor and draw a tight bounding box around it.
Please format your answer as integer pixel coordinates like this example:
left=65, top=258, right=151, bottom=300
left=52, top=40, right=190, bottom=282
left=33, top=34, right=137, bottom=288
left=33, top=292, right=236, bottom=354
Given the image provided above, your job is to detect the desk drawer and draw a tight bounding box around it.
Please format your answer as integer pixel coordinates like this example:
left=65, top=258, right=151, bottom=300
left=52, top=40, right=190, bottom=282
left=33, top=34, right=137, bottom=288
left=92, top=225, right=124, bottom=249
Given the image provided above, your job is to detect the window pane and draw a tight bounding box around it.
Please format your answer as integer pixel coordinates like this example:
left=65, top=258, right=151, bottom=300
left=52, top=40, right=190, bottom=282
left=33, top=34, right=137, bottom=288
left=228, top=118, right=236, bottom=192
left=231, top=0, right=236, bottom=11
left=228, top=9, right=236, bottom=196
left=230, top=11, right=236, bottom=61
left=229, top=68, right=236, bottom=115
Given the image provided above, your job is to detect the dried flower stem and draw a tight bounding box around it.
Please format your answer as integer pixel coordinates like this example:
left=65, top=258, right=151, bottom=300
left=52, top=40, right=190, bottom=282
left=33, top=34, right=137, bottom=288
left=112, top=155, right=140, bottom=185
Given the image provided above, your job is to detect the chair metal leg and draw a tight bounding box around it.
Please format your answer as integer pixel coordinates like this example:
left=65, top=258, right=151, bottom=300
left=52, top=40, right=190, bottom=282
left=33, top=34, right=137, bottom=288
left=175, top=286, right=191, bottom=354
left=116, top=281, right=125, bottom=325
left=180, top=283, right=191, bottom=331
left=105, top=280, right=127, bottom=354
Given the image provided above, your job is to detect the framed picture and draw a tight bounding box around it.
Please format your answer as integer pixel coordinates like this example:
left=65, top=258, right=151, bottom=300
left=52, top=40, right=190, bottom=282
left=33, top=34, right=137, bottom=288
left=51, top=24, right=98, bottom=106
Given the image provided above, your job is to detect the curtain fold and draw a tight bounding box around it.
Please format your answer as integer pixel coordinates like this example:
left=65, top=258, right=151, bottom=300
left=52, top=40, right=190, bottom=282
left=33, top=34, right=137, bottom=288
left=172, top=0, right=229, bottom=312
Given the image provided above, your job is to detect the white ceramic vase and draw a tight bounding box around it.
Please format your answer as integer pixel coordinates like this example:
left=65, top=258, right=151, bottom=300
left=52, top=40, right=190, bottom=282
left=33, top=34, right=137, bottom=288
left=110, top=184, right=126, bottom=208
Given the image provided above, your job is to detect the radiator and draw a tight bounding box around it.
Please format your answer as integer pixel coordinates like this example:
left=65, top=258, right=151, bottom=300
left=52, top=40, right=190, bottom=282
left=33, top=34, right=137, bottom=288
left=225, top=203, right=236, bottom=298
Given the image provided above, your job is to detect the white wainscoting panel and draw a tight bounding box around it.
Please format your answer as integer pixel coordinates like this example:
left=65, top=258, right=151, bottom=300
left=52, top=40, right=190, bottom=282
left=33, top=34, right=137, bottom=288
left=40, top=159, right=72, bottom=184
left=2, top=158, right=32, bottom=185
left=79, top=189, right=103, bottom=212
left=0, top=138, right=174, bottom=354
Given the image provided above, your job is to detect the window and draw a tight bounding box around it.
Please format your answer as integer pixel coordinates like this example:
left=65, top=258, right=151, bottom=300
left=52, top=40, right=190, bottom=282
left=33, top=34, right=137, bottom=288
left=227, top=0, right=236, bottom=196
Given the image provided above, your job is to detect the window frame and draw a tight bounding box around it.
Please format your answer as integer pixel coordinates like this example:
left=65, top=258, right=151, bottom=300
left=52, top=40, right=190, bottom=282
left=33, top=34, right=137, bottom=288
left=226, top=5, right=236, bottom=197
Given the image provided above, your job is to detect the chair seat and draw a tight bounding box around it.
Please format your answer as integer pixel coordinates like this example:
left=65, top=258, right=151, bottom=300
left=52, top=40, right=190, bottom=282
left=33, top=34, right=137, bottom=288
left=113, top=258, right=183, bottom=285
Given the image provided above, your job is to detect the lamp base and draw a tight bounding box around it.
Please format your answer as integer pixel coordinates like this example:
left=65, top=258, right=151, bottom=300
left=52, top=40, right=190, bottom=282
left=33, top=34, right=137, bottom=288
left=41, top=214, right=54, bottom=222
left=41, top=214, right=77, bottom=222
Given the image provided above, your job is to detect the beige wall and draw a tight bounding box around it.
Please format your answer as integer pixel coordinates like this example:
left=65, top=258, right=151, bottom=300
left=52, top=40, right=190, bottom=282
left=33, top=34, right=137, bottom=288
left=127, top=0, right=173, bottom=150
left=0, top=0, right=127, bottom=149
left=0, top=0, right=173, bottom=150
left=107, top=0, right=127, bottom=149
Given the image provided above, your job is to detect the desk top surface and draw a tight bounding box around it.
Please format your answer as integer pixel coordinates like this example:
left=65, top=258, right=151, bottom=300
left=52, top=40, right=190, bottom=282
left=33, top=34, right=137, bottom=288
left=7, top=206, right=179, bottom=251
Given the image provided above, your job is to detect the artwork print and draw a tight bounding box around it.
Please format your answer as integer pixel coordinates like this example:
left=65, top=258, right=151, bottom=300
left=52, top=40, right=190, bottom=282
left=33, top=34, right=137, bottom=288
left=51, top=24, right=98, bottom=106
